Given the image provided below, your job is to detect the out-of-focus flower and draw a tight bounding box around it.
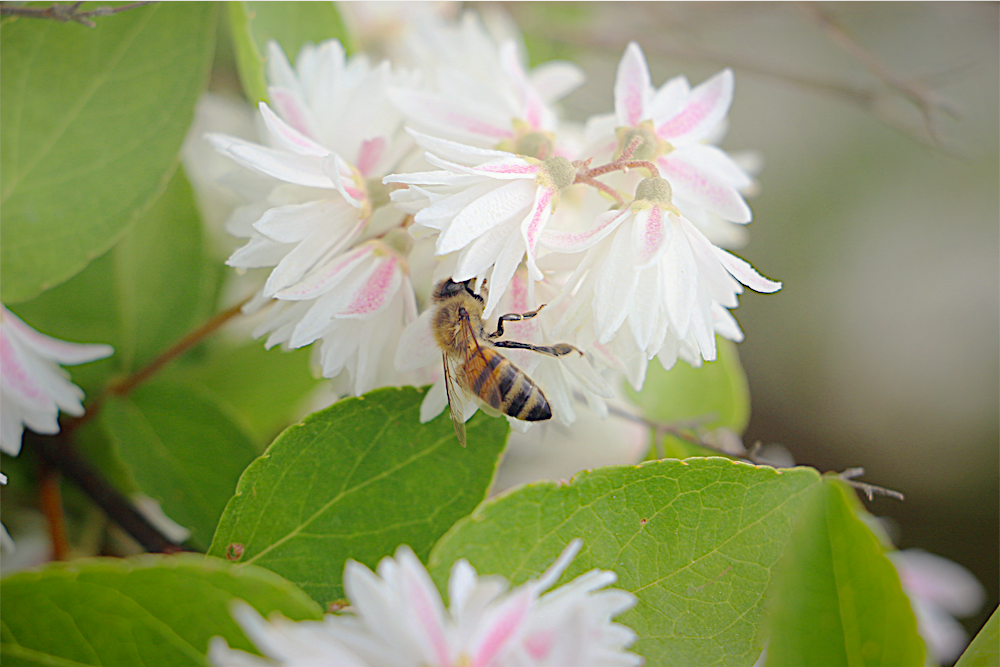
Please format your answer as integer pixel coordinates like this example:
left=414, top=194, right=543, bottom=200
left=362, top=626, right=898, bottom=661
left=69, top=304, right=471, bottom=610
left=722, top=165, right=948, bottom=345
left=389, top=10, right=583, bottom=151
left=890, top=549, right=986, bottom=664
left=0, top=306, right=113, bottom=456
left=209, top=539, right=641, bottom=667
left=542, top=177, right=779, bottom=371
left=338, top=1, right=460, bottom=63
left=587, top=42, right=753, bottom=225
left=386, top=131, right=578, bottom=316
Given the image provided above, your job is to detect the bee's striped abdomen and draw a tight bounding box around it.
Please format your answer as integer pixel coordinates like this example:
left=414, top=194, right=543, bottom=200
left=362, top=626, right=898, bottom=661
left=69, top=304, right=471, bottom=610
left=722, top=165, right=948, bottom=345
left=466, top=348, right=552, bottom=422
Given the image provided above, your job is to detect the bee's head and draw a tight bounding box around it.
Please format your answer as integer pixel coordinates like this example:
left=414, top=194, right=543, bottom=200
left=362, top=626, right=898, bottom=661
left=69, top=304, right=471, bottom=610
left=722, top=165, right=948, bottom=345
left=433, top=278, right=484, bottom=303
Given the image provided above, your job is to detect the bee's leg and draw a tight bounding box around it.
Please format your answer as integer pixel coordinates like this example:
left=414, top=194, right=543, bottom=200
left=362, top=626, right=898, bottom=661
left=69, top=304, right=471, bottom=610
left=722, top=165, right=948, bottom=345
left=492, top=340, right=580, bottom=358
left=488, top=305, right=547, bottom=339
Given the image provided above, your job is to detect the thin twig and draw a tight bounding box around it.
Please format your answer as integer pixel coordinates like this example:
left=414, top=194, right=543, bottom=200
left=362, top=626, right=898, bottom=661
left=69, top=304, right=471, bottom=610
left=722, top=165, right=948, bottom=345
left=800, top=3, right=959, bottom=148
left=39, top=463, right=70, bottom=560
left=838, top=467, right=905, bottom=501
left=0, top=1, right=155, bottom=27
left=25, top=430, right=191, bottom=553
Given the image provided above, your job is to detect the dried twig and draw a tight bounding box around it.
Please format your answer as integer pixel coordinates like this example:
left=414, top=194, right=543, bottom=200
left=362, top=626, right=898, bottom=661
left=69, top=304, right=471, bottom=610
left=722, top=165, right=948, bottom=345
left=0, top=1, right=155, bottom=28
left=838, top=467, right=905, bottom=501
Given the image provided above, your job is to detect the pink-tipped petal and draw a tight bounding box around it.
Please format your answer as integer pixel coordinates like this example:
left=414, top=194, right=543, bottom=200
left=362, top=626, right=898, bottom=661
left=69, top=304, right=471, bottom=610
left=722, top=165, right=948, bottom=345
left=472, top=588, right=534, bottom=667
left=650, top=74, right=690, bottom=123
left=207, top=134, right=333, bottom=189
left=323, top=155, right=365, bottom=209
left=274, top=244, right=373, bottom=301
left=259, top=102, right=329, bottom=157
left=424, top=153, right=538, bottom=181
left=267, top=86, right=318, bottom=140
left=614, top=42, right=653, bottom=126
left=2, top=309, right=113, bottom=366
left=540, top=208, right=631, bottom=254
left=631, top=205, right=673, bottom=269
left=339, top=256, right=402, bottom=318
left=389, top=89, right=513, bottom=144
left=0, top=333, right=52, bottom=411
left=658, top=153, right=752, bottom=223
left=712, top=247, right=782, bottom=293
left=521, top=187, right=555, bottom=281
left=656, top=68, right=733, bottom=144
left=500, top=41, right=551, bottom=131
left=355, top=136, right=387, bottom=177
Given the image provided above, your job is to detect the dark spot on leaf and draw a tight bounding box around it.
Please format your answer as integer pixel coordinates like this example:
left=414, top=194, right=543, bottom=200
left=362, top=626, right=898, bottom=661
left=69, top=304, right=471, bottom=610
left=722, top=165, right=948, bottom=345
left=226, top=543, right=244, bottom=561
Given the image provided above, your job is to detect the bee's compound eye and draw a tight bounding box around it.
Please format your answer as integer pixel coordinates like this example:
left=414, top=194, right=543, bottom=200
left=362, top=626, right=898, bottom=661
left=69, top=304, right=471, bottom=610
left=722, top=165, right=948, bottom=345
left=442, top=279, right=464, bottom=295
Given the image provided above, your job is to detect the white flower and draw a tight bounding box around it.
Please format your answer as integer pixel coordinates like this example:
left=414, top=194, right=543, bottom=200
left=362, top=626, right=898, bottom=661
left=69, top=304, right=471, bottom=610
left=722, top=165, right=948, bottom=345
left=542, top=177, right=779, bottom=372
left=203, top=40, right=423, bottom=394
left=209, top=539, right=641, bottom=667
left=386, top=131, right=578, bottom=316
left=890, top=549, right=986, bottom=664
left=587, top=42, right=753, bottom=225
left=250, top=237, right=418, bottom=395
left=389, top=10, right=583, bottom=150
left=0, top=306, right=113, bottom=456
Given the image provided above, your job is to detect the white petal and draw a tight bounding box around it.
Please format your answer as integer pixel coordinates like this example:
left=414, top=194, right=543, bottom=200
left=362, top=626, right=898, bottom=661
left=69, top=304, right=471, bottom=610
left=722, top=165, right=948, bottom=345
left=275, top=244, right=373, bottom=301
left=712, top=247, right=782, bottom=293
left=593, top=228, right=641, bottom=343
left=389, top=88, right=513, bottom=145
left=425, top=152, right=538, bottom=180
left=258, top=102, right=329, bottom=157
left=614, top=42, right=653, bottom=126
left=454, top=218, right=519, bottom=281
left=650, top=74, right=690, bottom=122
left=540, top=208, right=631, bottom=254
left=631, top=205, right=673, bottom=269
left=482, top=231, right=526, bottom=318
left=395, top=310, right=440, bottom=373
left=658, top=152, right=752, bottom=224
left=337, top=256, right=403, bottom=319
left=530, top=61, right=586, bottom=104
left=437, top=180, right=536, bottom=254
left=406, top=128, right=511, bottom=165
left=3, top=308, right=113, bottom=366
left=656, top=68, right=733, bottom=145
left=208, top=134, right=333, bottom=189
left=661, top=225, right=698, bottom=340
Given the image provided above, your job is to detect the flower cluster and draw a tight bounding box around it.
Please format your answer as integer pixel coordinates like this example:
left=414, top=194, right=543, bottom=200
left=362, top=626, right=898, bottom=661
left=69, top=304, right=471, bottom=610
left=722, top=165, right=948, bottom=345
left=198, top=9, right=779, bottom=428
left=209, top=539, right=640, bottom=667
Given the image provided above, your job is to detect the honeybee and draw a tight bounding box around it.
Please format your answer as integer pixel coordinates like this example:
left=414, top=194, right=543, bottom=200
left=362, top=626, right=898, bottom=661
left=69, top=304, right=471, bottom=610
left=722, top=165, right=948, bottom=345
left=431, top=278, right=579, bottom=447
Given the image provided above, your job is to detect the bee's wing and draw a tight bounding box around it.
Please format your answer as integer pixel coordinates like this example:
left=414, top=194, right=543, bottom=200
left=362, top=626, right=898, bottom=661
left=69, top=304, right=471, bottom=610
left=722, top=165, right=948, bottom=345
left=442, top=352, right=469, bottom=448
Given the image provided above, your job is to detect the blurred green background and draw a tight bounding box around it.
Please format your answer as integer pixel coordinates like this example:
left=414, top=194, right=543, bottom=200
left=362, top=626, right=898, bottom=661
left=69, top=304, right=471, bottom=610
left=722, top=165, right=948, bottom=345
left=508, top=1, right=998, bottom=640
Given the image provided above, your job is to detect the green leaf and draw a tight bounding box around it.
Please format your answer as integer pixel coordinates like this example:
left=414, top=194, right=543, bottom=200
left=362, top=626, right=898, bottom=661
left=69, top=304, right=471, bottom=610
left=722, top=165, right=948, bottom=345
left=166, top=341, right=321, bottom=448
left=764, top=479, right=926, bottom=667
left=228, top=1, right=349, bottom=104
left=209, top=386, right=509, bottom=607
left=628, top=339, right=751, bottom=458
left=101, top=380, right=258, bottom=550
left=429, top=457, right=822, bottom=666
left=9, top=168, right=219, bottom=392
left=0, top=554, right=320, bottom=667
left=956, top=606, right=999, bottom=667
left=0, top=3, right=217, bottom=302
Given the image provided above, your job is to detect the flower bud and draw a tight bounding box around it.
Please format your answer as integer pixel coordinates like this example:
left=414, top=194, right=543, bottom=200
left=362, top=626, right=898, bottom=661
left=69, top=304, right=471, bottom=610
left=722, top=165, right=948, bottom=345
left=540, top=156, right=577, bottom=191
left=635, top=176, right=673, bottom=204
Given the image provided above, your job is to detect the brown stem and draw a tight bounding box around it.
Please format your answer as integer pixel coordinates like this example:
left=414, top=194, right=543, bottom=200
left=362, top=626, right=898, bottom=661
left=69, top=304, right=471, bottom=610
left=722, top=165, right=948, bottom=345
left=838, top=467, right=905, bottom=501
left=574, top=172, right=625, bottom=206
left=39, top=464, right=70, bottom=560
left=0, top=1, right=155, bottom=27
left=25, top=430, right=190, bottom=553
left=619, top=135, right=643, bottom=161
left=586, top=158, right=660, bottom=180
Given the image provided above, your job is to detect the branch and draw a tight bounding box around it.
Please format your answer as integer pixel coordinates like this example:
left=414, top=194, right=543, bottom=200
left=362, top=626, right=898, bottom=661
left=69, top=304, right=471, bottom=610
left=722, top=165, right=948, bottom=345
left=0, top=1, right=155, bottom=27
left=24, top=430, right=191, bottom=553
left=838, top=467, right=905, bottom=501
